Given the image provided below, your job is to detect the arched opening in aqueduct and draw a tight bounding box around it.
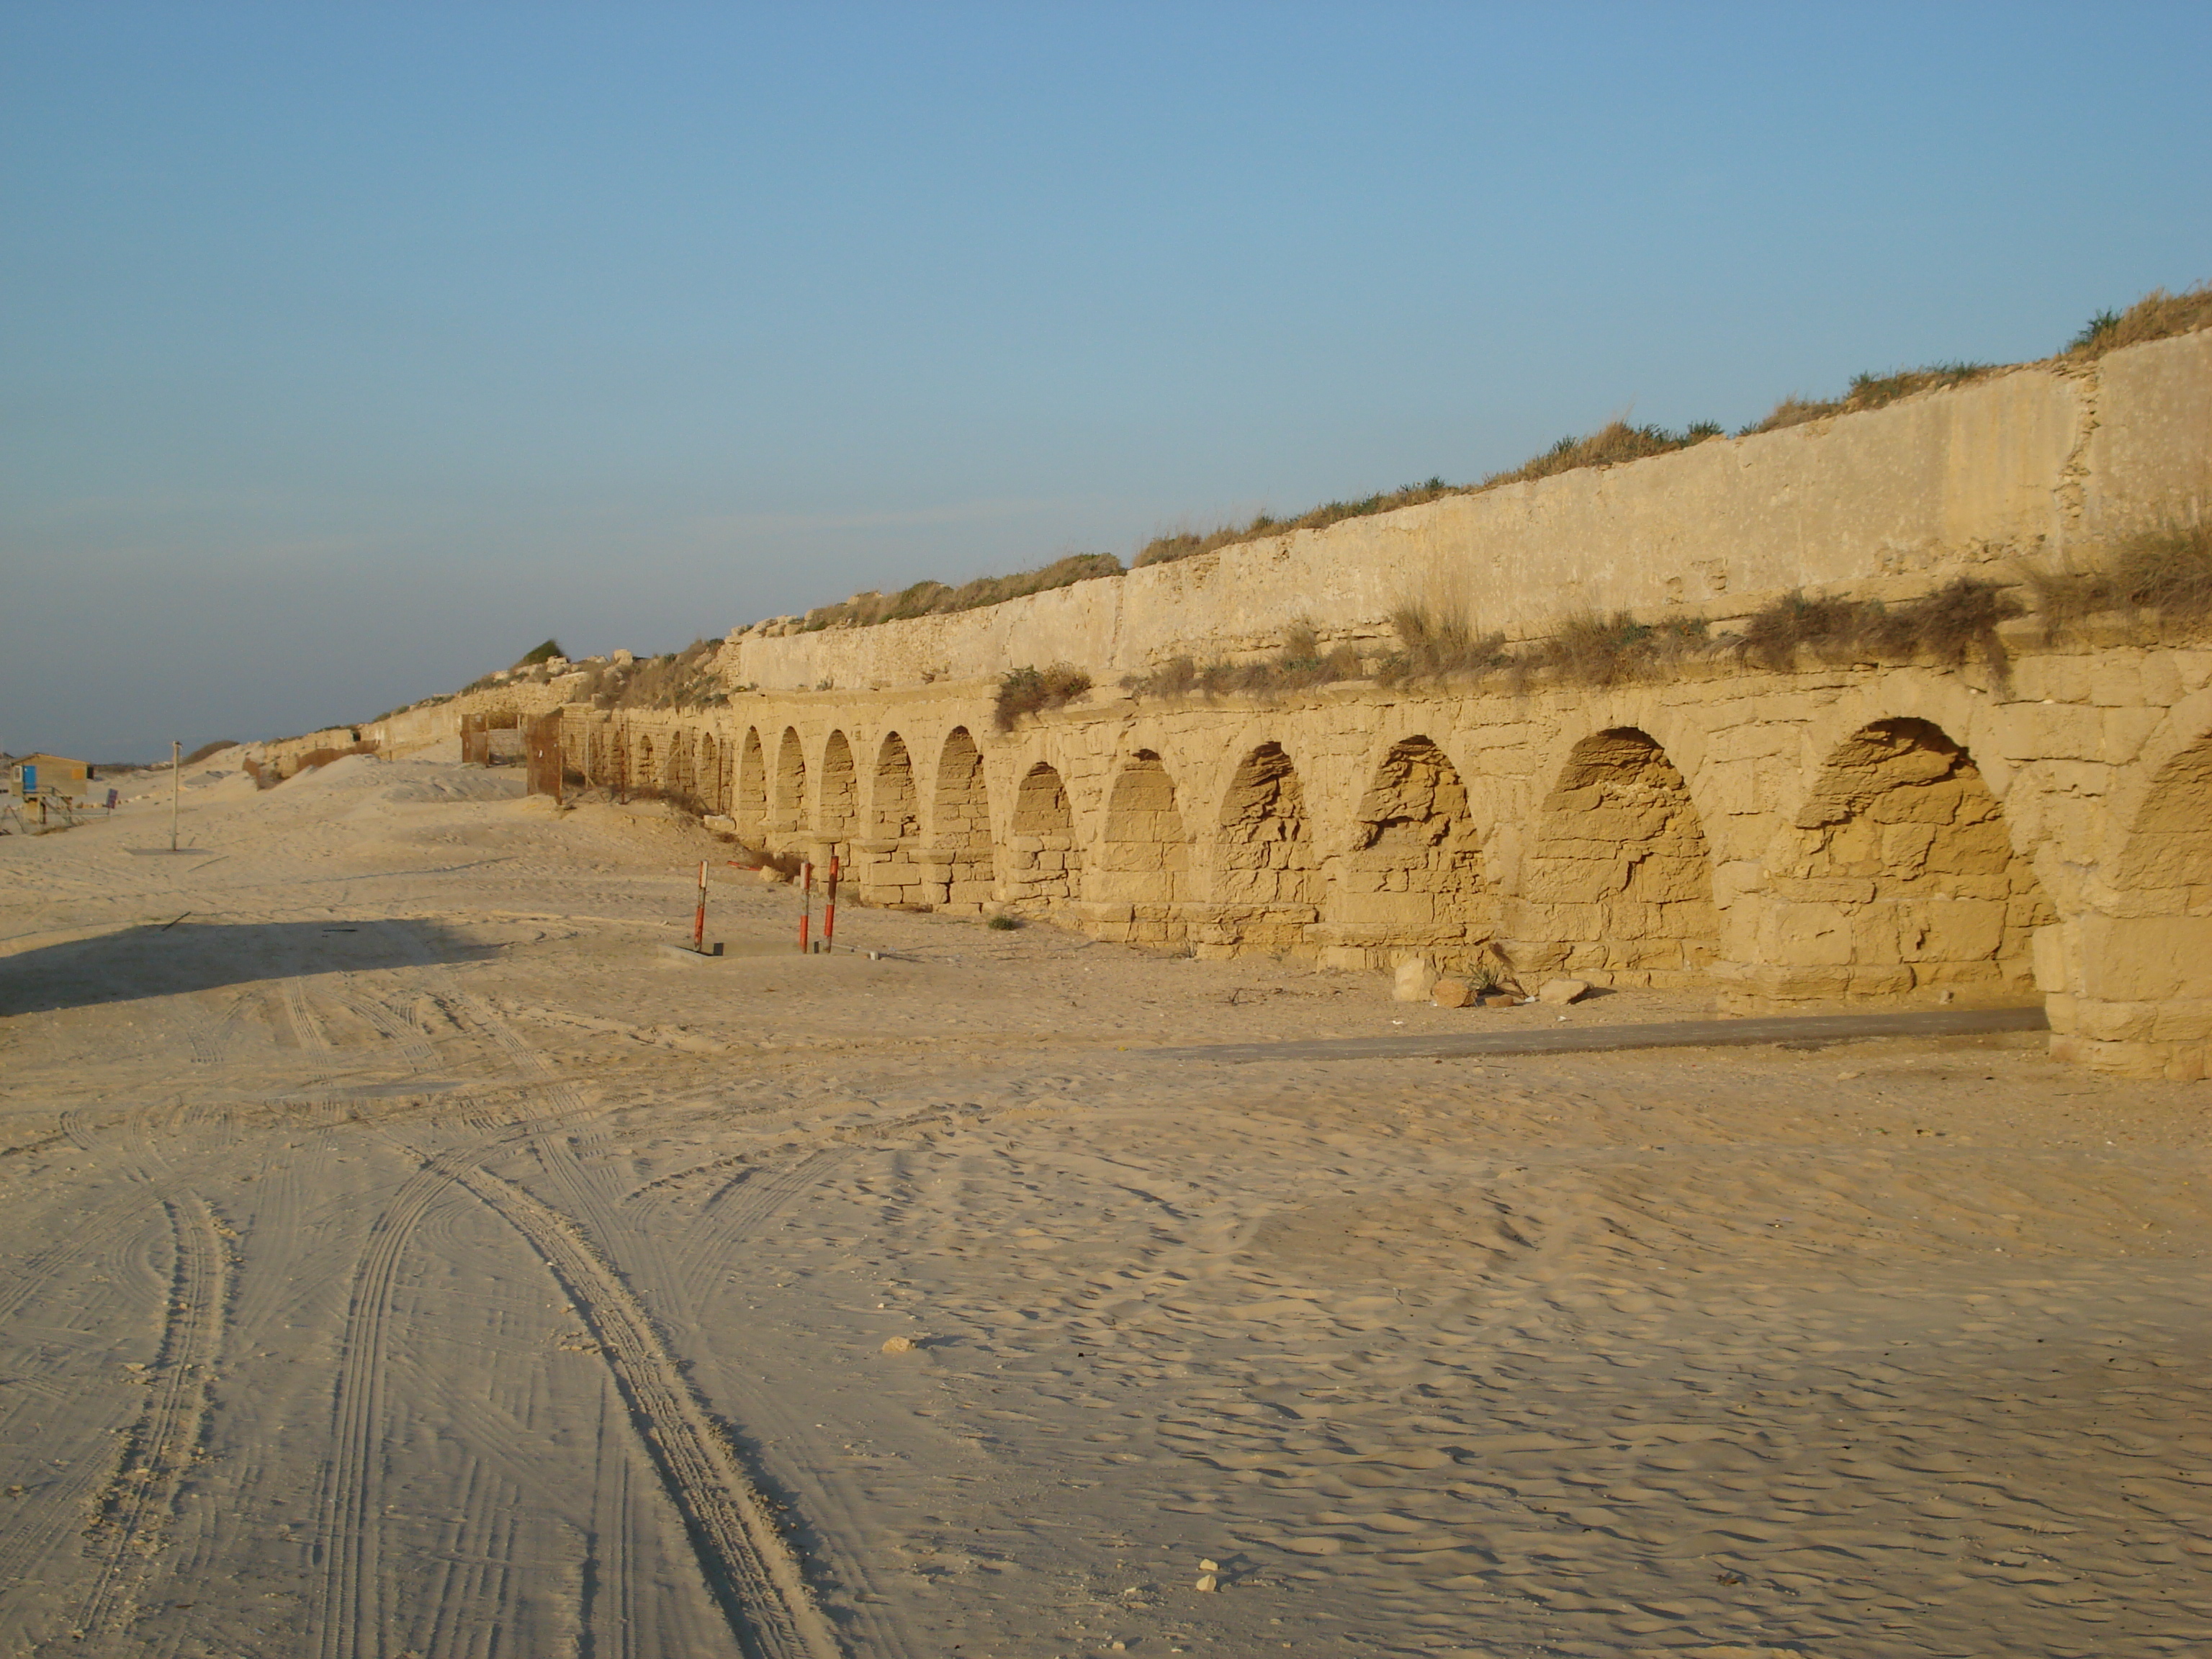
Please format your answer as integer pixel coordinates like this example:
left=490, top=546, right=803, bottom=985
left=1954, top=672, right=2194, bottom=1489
left=1100, top=752, right=1191, bottom=943
left=2064, top=730, right=2212, bottom=1078
left=1207, top=742, right=1324, bottom=956
left=2116, top=733, right=2212, bottom=909
left=697, top=734, right=720, bottom=814
left=773, top=728, right=807, bottom=835
left=737, top=729, right=767, bottom=832
left=1510, top=728, right=1717, bottom=987
left=634, top=735, right=657, bottom=798
left=1763, top=718, right=2051, bottom=1002
left=665, top=732, right=693, bottom=805
left=819, top=731, right=858, bottom=857
left=1339, top=737, right=1491, bottom=968
left=860, top=733, right=922, bottom=905
left=1007, top=763, right=1079, bottom=909
left=932, top=727, right=996, bottom=912
left=873, top=733, right=920, bottom=838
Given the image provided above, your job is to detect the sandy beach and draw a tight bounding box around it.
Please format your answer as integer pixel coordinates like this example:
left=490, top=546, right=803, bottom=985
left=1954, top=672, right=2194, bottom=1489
left=2, top=751, right=2207, bottom=1659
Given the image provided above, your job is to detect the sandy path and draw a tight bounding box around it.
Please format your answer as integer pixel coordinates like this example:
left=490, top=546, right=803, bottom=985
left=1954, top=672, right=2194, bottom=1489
left=1, top=753, right=2207, bottom=1658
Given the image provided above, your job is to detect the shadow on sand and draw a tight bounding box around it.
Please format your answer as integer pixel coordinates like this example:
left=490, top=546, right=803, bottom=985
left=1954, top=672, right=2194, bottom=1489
left=0, top=919, right=495, bottom=1017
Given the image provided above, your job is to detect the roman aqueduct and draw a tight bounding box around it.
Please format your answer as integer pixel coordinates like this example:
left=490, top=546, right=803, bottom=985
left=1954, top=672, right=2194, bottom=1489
left=363, top=331, right=2212, bottom=1081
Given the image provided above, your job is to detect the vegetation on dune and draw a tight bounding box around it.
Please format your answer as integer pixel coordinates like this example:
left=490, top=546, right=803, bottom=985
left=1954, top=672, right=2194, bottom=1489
left=797, top=553, right=1123, bottom=633
left=2065, top=282, right=2212, bottom=359
left=1737, top=363, right=1996, bottom=436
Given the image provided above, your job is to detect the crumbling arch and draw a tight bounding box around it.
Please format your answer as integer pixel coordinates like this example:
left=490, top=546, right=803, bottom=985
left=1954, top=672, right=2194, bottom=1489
left=773, top=727, right=806, bottom=835
left=1769, top=717, right=2051, bottom=999
left=634, top=734, right=657, bottom=798
left=1511, top=728, right=1717, bottom=986
left=1334, top=736, right=1491, bottom=966
left=931, top=727, right=995, bottom=911
left=1007, top=761, right=1080, bottom=909
left=1204, top=742, right=1325, bottom=956
left=737, top=728, right=767, bottom=832
left=819, top=731, right=858, bottom=846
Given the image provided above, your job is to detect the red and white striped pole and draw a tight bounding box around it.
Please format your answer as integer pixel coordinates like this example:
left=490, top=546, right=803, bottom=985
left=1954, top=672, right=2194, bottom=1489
left=823, top=856, right=840, bottom=952
left=692, top=860, right=709, bottom=953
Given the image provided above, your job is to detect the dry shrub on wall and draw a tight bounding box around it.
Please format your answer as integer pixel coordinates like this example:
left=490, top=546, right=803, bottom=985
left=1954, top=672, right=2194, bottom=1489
left=994, top=664, right=1092, bottom=731
left=1125, top=624, right=1366, bottom=702
left=1376, top=603, right=1705, bottom=691
left=183, top=739, right=238, bottom=765
left=1735, top=578, right=2022, bottom=678
left=2026, top=522, right=2212, bottom=638
left=1379, top=603, right=1506, bottom=684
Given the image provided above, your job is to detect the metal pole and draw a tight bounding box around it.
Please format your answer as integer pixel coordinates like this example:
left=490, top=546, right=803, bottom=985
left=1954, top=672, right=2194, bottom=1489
left=170, top=739, right=181, bottom=851
left=799, top=861, right=813, bottom=954
left=693, top=859, right=709, bottom=953
left=823, top=856, right=839, bottom=952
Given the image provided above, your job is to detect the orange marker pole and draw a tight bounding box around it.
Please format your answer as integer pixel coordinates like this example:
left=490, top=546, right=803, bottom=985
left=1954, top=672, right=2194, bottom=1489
left=692, top=859, right=709, bottom=953
left=799, top=860, right=814, bottom=953
left=823, top=856, right=840, bottom=952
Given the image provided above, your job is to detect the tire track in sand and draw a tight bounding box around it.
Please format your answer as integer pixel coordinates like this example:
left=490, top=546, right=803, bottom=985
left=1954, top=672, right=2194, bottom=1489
left=71, top=1195, right=230, bottom=1645
left=454, top=1162, right=841, bottom=1659
left=310, top=1144, right=496, bottom=1659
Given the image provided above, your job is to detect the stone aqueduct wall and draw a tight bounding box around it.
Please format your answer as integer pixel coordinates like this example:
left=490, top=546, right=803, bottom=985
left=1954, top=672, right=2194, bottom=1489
left=369, top=333, right=2212, bottom=1080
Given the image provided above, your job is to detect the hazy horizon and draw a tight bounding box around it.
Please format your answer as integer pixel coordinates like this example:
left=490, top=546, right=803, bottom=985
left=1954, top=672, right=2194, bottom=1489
left=6, top=2, right=2211, bottom=760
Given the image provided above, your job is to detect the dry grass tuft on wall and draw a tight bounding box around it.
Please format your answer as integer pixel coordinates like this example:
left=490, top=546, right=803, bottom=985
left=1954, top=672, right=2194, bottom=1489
left=1734, top=578, right=2022, bottom=678
left=994, top=663, right=1094, bottom=730
left=2026, top=523, right=2212, bottom=637
left=1124, top=624, right=1367, bottom=702
left=1475, top=421, right=1722, bottom=490
left=2066, top=282, right=2212, bottom=358
left=183, top=739, right=238, bottom=765
left=1376, top=605, right=1707, bottom=691
left=1740, top=363, right=1996, bottom=436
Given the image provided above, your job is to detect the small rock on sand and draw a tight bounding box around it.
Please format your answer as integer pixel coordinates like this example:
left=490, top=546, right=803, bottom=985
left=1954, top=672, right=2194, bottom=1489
left=1431, top=978, right=1473, bottom=1008
left=1194, top=1573, right=1218, bottom=1593
left=1538, top=978, right=1590, bottom=1005
left=880, top=1335, right=917, bottom=1354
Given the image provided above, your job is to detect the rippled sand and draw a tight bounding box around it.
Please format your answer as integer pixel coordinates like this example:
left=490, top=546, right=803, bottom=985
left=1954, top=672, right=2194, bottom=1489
left=1, top=752, right=2206, bottom=1658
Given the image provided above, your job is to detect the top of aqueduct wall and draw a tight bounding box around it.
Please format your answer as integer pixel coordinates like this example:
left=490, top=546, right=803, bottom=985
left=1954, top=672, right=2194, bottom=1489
left=717, top=332, right=2212, bottom=695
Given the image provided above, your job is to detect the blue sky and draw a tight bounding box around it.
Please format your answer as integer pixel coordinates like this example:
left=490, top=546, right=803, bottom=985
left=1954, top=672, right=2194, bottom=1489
left=5, top=1, right=2210, bottom=759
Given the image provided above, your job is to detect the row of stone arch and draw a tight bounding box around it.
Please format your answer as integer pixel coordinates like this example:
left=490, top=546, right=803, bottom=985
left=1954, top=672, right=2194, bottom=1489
left=577, top=711, right=2088, bottom=1005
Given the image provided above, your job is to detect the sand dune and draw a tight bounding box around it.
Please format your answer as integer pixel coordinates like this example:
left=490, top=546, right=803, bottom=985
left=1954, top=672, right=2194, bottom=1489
left=1, top=755, right=2206, bottom=1657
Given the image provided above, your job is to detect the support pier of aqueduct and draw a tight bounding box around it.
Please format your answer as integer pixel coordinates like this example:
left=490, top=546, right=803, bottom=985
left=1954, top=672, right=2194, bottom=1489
left=379, top=331, right=2212, bottom=1080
